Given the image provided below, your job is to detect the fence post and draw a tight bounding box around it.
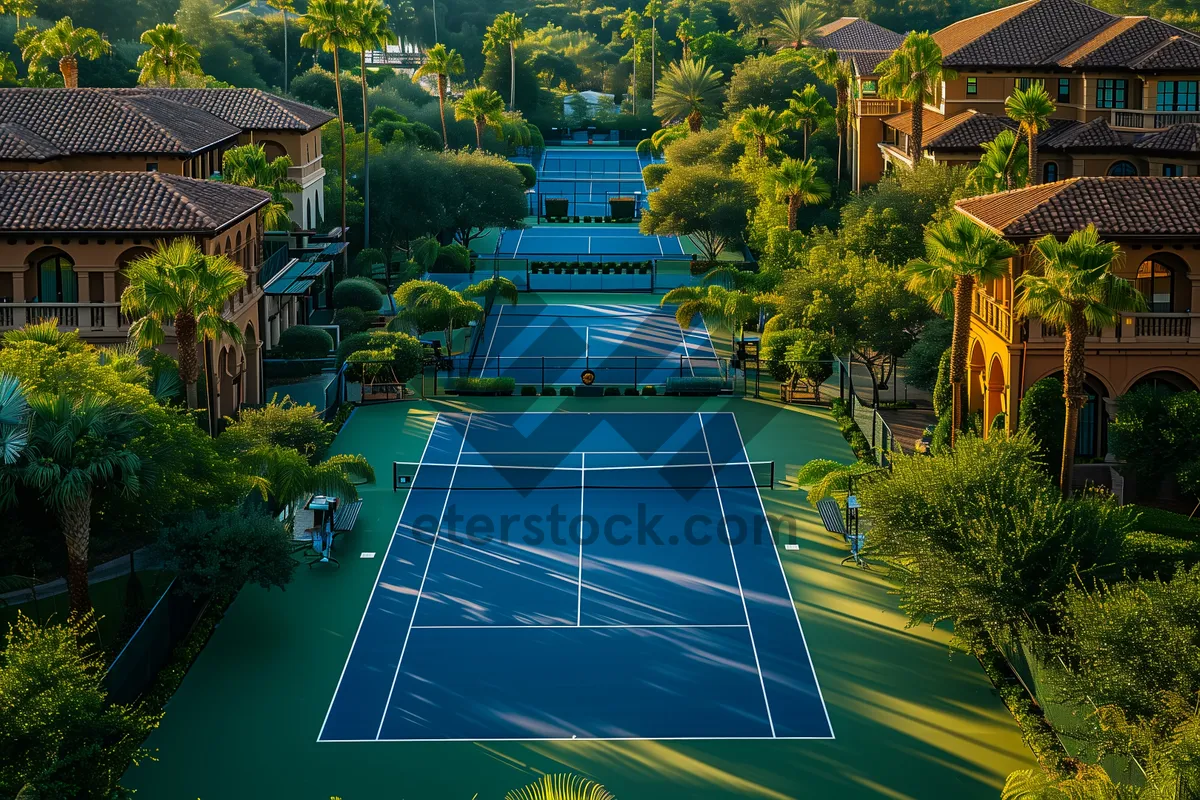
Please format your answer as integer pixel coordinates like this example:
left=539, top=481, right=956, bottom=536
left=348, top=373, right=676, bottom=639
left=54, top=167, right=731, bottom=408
left=633, top=356, right=638, bottom=389
left=541, top=356, right=545, bottom=392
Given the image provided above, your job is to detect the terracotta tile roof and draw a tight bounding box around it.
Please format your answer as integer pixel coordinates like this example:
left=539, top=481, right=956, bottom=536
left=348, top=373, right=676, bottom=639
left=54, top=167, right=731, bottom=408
left=883, top=109, right=946, bottom=137
left=107, top=88, right=335, bottom=131
left=1055, top=17, right=1145, bottom=65
left=936, top=0, right=1117, bottom=67
left=1134, top=123, right=1200, bottom=153
left=923, top=111, right=1000, bottom=148
left=811, top=18, right=905, bottom=52
left=955, top=177, right=1200, bottom=239
left=1133, top=36, right=1200, bottom=70
left=1060, top=17, right=1200, bottom=67
left=0, top=88, right=242, bottom=158
left=0, top=122, right=61, bottom=161
left=0, top=171, right=270, bottom=233
left=1041, top=117, right=1123, bottom=149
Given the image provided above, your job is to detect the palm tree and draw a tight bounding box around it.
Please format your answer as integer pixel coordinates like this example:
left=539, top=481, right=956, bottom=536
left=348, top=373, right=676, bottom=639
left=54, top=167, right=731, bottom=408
left=483, top=11, right=524, bottom=111
left=301, top=0, right=355, bottom=250
left=732, top=105, right=785, bottom=158
left=968, top=129, right=1028, bottom=194
left=465, top=275, right=519, bottom=308
left=454, top=86, right=505, bottom=149
left=266, top=0, right=296, bottom=93
left=770, top=1, right=824, bottom=50
left=652, top=57, right=724, bottom=133
left=136, top=24, right=201, bottom=87
left=0, top=0, right=38, bottom=29
left=1016, top=226, right=1145, bottom=497
left=20, top=393, right=143, bottom=615
left=0, top=53, right=16, bottom=84
left=413, top=43, right=464, bottom=149
left=769, top=157, right=830, bottom=230
left=619, top=9, right=642, bottom=115
left=1006, top=83, right=1056, bottom=185
left=0, top=374, right=29, bottom=511
left=782, top=83, right=834, bottom=159
left=676, top=18, right=695, bottom=59
left=904, top=215, right=1016, bottom=445
left=661, top=284, right=763, bottom=352
left=348, top=0, right=392, bottom=249
left=19, top=16, right=110, bottom=88
left=876, top=31, right=955, bottom=162
left=221, top=143, right=303, bottom=230
left=389, top=280, right=483, bottom=356
left=645, top=0, right=661, bottom=104
left=505, top=774, right=615, bottom=800
left=243, top=444, right=374, bottom=520
left=811, top=48, right=853, bottom=183
left=120, top=239, right=246, bottom=412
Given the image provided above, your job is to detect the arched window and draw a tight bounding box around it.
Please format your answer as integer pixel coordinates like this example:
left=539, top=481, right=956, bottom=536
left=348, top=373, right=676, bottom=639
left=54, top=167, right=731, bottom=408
left=36, top=253, right=77, bottom=303
left=1043, top=161, right=1059, bottom=183
left=1137, top=258, right=1175, bottom=312
left=1108, top=160, right=1137, bottom=176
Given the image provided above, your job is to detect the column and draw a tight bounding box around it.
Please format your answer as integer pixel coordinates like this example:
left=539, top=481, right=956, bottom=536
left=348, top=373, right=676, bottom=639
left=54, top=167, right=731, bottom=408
left=76, top=270, right=91, bottom=303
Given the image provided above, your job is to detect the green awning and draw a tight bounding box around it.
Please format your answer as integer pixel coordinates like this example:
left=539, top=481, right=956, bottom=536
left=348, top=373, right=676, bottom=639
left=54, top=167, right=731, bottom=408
left=262, top=257, right=331, bottom=296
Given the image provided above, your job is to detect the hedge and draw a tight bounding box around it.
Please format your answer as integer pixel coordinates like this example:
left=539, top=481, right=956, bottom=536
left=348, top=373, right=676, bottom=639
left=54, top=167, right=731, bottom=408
left=642, top=163, right=670, bottom=188
left=275, top=325, right=334, bottom=358
left=514, top=163, right=537, bottom=188
left=333, top=277, right=385, bottom=313
left=452, top=377, right=515, bottom=395
left=433, top=243, right=472, bottom=273
left=665, top=376, right=726, bottom=395
left=333, top=306, right=369, bottom=335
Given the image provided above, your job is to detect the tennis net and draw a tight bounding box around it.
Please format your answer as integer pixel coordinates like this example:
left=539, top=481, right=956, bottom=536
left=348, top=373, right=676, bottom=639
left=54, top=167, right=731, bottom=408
left=393, top=460, right=774, bottom=491
left=538, top=172, right=645, bottom=183
left=488, top=304, right=678, bottom=319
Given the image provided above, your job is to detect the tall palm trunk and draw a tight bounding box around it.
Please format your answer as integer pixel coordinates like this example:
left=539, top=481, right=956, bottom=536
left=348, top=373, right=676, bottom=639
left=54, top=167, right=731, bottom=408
left=62, top=490, right=94, bottom=616
left=802, top=125, right=809, bottom=159
left=1028, top=131, right=1040, bottom=186
left=948, top=275, right=975, bottom=446
left=360, top=50, right=371, bottom=247
left=1060, top=309, right=1087, bottom=498
left=688, top=110, right=701, bottom=133
left=508, top=42, right=516, bottom=111
left=651, top=17, right=656, bottom=105
left=837, top=80, right=849, bottom=182
left=436, top=73, right=449, bottom=148
left=332, top=47, right=348, bottom=272
left=474, top=118, right=484, bottom=149
left=60, top=55, right=79, bottom=88
left=631, top=56, right=637, bottom=115
left=176, top=310, right=200, bottom=409
left=756, top=135, right=766, bottom=158
left=910, top=101, right=923, bottom=161
left=787, top=196, right=799, bottom=230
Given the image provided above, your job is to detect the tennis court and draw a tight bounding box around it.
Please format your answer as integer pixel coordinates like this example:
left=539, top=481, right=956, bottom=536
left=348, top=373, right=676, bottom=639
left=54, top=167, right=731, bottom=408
left=319, top=410, right=833, bottom=742
left=497, top=225, right=686, bottom=259
left=533, top=147, right=650, bottom=218
left=474, top=303, right=720, bottom=385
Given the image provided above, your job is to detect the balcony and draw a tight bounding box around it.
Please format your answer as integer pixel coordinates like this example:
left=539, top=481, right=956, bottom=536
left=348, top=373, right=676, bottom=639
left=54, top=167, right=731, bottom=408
left=1110, top=109, right=1200, bottom=130
left=857, top=98, right=900, bottom=116
left=0, top=302, right=135, bottom=335
left=1028, top=313, right=1197, bottom=344
left=287, top=157, right=326, bottom=185
left=972, top=291, right=1012, bottom=340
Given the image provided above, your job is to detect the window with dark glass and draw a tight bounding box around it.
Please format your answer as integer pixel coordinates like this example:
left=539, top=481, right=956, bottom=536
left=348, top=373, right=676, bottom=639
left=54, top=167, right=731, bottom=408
left=862, top=80, right=877, bottom=96
left=1137, top=259, right=1174, bottom=312
left=1157, top=80, right=1198, bottom=112
left=1108, top=160, right=1137, bottom=176
left=145, top=162, right=159, bottom=171
left=1096, top=79, right=1128, bottom=109
left=1016, top=77, right=1043, bottom=91
left=36, top=254, right=77, bottom=303
left=966, top=77, right=977, bottom=95
left=1058, top=78, right=1070, bottom=103
left=1043, top=161, right=1059, bottom=183
left=1164, top=163, right=1184, bottom=177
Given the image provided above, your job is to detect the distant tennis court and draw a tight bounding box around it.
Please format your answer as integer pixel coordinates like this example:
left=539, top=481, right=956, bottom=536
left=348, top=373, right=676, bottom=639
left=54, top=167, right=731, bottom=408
left=497, top=225, right=685, bottom=260
left=476, top=303, right=719, bottom=385
left=318, top=411, right=833, bottom=742
left=532, top=146, right=650, bottom=219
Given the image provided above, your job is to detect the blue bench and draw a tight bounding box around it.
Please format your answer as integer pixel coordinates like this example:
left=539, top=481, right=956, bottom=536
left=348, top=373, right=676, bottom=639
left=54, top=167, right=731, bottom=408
left=815, top=497, right=867, bottom=568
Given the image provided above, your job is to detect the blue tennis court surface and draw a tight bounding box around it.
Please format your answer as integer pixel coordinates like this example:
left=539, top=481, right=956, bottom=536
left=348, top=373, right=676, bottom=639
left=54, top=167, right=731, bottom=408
left=498, top=225, right=685, bottom=259
left=319, top=411, right=833, bottom=741
left=476, top=303, right=719, bottom=385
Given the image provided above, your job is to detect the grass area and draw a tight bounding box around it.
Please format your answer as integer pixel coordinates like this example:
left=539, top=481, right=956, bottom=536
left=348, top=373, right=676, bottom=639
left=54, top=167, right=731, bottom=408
left=126, top=394, right=1033, bottom=799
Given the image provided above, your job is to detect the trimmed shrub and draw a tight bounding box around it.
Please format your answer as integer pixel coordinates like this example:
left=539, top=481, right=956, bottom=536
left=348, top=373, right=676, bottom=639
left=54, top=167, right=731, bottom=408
left=514, top=162, right=537, bottom=188
left=665, top=376, right=726, bottom=395
left=559, top=386, right=574, bottom=396
left=432, top=243, right=471, bottom=273
left=624, top=387, right=638, bottom=396
left=932, top=350, right=952, bottom=419
left=642, top=163, right=670, bottom=188
left=541, top=386, right=557, bottom=396
left=275, top=325, right=334, bottom=358
left=604, top=386, right=620, bottom=396
left=452, top=376, right=515, bottom=395
left=1019, top=376, right=1065, bottom=475
left=336, top=330, right=424, bottom=383
left=353, top=248, right=386, bottom=278
left=333, top=277, right=385, bottom=313
left=333, top=306, right=369, bottom=335
left=641, top=385, right=657, bottom=396
left=521, top=385, right=538, bottom=396
left=545, top=198, right=569, bottom=218
left=905, top=319, right=951, bottom=393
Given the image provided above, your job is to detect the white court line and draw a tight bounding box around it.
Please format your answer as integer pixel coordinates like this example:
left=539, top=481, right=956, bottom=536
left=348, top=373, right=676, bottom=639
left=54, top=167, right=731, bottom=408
left=585, top=326, right=590, bottom=359
left=577, top=452, right=585, bottom=625
left=330, top=734, right=834, bottom=743
left=374, top=413, right=473, bottom=740
left=657, top=235, right=664, bottom=257
left=698, top=411, right=776, bottom=738
left=466, top=450, right=709, bottom=455
left=729, top=413, right=836, bottom=739
left=409, top=623, right=750, bottom=630
left=396, top=461, right=742, bottom=472
left=317, top=412, right=443, bottom=742
left=678, top=320, right=695, bottom=378
left=512, top=228, right=526, bottom=257
left=477, top=304, right=503, bottom=377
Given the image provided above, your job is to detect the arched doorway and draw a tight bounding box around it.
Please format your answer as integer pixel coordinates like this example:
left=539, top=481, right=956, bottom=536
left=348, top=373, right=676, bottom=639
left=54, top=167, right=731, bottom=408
left=1135, top=252, right=1188, bottom=312
left=28, top=248, right=78, bottom=303
left=986, top=355, right=1006, bottom=435
left=967, top=340, right=986, bottom=417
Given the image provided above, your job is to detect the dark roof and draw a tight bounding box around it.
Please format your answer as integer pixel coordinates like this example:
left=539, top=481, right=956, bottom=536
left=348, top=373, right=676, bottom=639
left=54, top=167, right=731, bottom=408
left=936, top=0, right=1116, bottom=67
left=1043, top=117, right=1124, bottom=149
left=0, top=171, right=270, bottom=233
left=955, top=177, right=1200, bottom=239
left=925, top=112, right=1015, bottom=149
left=845, top=50, right=897, bottom=75
left=1135, top=123, right=1200, bottom=153
left=0, top=88, right=242, bottom=159
left=1060, top=17, right=1200, bottom=68
left=0, top=122, right=61, bottom=161
left=811, top=18, right=905, bottom=52
left=107, top=88, right=335, bottom=132
left=1133, top=36, right=1200, bottom=70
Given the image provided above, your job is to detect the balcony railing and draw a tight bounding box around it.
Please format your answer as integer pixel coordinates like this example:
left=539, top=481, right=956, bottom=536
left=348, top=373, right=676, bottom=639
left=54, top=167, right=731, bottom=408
left=1111, top=109, right=1200, bottom=130
left=286, top=157, right=325, bottom=184
left=0, top=302, right=135, bottom=333
left=857, top=98, right=900, bottom=116
left=972, top=291, right=1012, bottom=340
left=1029, top=313, right=1196, bottom=343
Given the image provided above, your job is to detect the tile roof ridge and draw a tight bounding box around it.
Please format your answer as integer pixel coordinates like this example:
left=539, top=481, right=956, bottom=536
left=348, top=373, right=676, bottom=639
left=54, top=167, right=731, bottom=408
left=934, top=0, right=1040, bottom=53
left=1130, top=33, right=1200, bottom=68
left=955, top=178, right=1078, bottom=232
left=1052, top=15, right=1142, bottom=65
left=106, top=91, right=207, bottom=150
left=152, top=172, right=225, bottom=230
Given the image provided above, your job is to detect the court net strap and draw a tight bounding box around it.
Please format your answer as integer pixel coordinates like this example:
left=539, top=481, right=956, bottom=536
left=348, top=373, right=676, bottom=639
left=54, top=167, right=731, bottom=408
left=392, top=460, right=775, bottom=491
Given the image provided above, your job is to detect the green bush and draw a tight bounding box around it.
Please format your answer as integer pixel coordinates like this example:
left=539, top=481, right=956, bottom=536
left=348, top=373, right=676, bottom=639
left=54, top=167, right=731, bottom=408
left=545, top=198, right=569, bottom=218
left=353, top=248, right=386, bottom=278
left=542, top=386, right=557, bottom=396
left=560, top=386, right=574, bottom=396
left=932, top=350, right=952, bottom=418
left=156, top=510, right=296, bottom=600
left=333, top=277, right=385, bottom=313
left=990, top=411, right=1007, bottom=435
left=763, top=327, right=833, bottom=390
left=521, top=385, right=538, bottom=396
left=432, top=243, right=472, bottom=273
left=1019, top=377, right=1065, bottom=476
left=335, top=330, right=424, bottom=383
left=624, top=387, right=638, bottom=396
left=275, top=325, right=334, bottom=358
left=905, top=319, right=951, bottom=393
left=642, top=163, right=670, bottom=188
left=1111, top=386, right=1200, bottom=497
left=641, top=385, right=657, bottom=396
left=452, top=377, right=515, bottom=394
left=333, top=306, right=370, bottom=335
left=1129, top=505, right=1200, bottom=541
left=830, top=397, right=872, bottom=460
left=665, top=376, right=726, bottom=395
left=604, top=386, right=620, bottom=396
left=1120, top=530, right=1200, bottom=579
left=514, top=162, right=537, bottom=188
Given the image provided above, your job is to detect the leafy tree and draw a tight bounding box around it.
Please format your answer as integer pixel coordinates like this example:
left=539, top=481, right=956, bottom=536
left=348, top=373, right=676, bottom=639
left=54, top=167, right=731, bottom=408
left=1111, top=388, right=1200, bottom=502
left=724, top=50, right=821, bottom=114
left=483, top=11, right=525, bottom=111
left=968, top=129, right=1028, bottom=194
left=1005, top=83, right=1056, bottom=186
left=441, top=148, right=528, bottom=248
left=676, top=17, right=696, bottom=58
left=811, top=47, right=853, bottom=183
left=1016, top=226, right=1145, bottom=497
left=727, top=0, right=782, bottom=30
left=689, top=30, right=748, bottom=78
left=769, top=1, right=823, bottom=50
left=903, top=318, right=950, bottom=393
left=0, top=52, right=16, bottom=84
left=652, top=56, right=724, bottom=133
left=413, top=43, right=464, bottom=148
left=859, top=434, right=1133, bottom=646
left=222, top=397, right=336, bottom=464
left=0, top=613, right=160, bottom=799
left=20, top=394, right=144, bottom=615
left=0, top=0, right=37, bottom=27
left=1018, top=376, right=1066, bottom=478
left=767, top=156, right=830, bottom=230
left=18, top=16, right=110, bottom=87
left=368, top=145, right=449, bottom=264
left=121, top=239, right=246, bottom=411
left=662, top=122, right=744, bottom=168
left=762, top=326, right=833, bottom=393
left=157, top=509, right=297, bottom=599
left=640, top=164, right=755, bottom=262
left=221, top=143, right=302, bottom=230
left=731, top=105, right=784, bottom=158
left=904, top=215, right=1016, bottom=444
left=335, top=330, right=423, bottom=382
left=454, top=85, right=506, bottom=149
left=348, top=0, right=392, bottom=248
left=136, top=23, right=202, bottom=86
left=876, top=32, right=955, bottom=159
left=389, top=279, right=482, bottom=355
left=466, top=275, right=519, bottom=307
